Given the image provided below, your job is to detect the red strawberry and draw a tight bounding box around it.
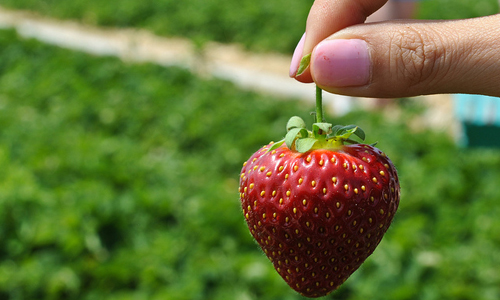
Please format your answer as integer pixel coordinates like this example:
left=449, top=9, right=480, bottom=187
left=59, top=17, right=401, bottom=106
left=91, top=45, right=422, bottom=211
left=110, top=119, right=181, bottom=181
left=239, top=115, right=400, bottom=298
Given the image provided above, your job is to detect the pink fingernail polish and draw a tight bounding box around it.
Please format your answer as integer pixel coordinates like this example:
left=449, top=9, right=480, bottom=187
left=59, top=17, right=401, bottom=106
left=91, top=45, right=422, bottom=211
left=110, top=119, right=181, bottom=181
left=312, top=39, right=370, bottom=87
left=289, top=33, right=306, bottom=77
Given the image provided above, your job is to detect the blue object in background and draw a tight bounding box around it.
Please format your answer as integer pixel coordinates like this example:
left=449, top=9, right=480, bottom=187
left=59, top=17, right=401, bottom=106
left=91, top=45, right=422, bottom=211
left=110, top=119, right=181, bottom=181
left=454, top=94, right=500, bottom=147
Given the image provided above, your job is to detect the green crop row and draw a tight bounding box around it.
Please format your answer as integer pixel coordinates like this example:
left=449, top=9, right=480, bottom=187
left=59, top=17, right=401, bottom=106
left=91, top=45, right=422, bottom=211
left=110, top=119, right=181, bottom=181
left=1, top=28, right=500, bottom=299
left=2, top=0, right=498, bottom=54
left=0, top=28, right=306, bottom=299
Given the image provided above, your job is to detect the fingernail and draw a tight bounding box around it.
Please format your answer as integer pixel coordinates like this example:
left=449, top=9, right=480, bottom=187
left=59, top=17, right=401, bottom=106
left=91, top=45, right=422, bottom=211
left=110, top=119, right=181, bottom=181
left=312, top=39, right=370, bottom=87
left=289, top=33, right=306, bottom=77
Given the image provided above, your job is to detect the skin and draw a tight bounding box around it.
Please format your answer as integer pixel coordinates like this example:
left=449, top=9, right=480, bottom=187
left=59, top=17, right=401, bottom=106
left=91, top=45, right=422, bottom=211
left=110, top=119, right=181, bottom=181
left=291, top=0, right=500, bottom=98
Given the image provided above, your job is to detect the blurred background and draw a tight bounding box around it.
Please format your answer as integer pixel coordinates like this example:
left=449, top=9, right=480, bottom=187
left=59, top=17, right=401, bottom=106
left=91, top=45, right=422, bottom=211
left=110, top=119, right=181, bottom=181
left=0, top=0, right=499, bottom=299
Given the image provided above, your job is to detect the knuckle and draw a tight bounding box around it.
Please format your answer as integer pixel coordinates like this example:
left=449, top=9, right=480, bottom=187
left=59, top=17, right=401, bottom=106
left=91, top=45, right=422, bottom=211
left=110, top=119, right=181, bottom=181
left=389, top=27, right=443, bottom=89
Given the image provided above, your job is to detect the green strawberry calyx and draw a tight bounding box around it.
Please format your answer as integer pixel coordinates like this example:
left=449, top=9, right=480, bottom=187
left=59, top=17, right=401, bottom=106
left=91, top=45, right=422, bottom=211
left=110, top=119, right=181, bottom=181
left=269, top=117, right=366, bottom=153
left=269, top=87, right=366, bottom=153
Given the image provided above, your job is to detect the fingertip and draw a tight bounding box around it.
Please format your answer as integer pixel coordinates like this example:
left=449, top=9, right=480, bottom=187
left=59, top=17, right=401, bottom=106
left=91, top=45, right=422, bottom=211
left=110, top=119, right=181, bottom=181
left=289, top=33, right=306, bottom=77
left=289, top=34, right=314, bottom=83
left=294, top=70, right=314, bottom=83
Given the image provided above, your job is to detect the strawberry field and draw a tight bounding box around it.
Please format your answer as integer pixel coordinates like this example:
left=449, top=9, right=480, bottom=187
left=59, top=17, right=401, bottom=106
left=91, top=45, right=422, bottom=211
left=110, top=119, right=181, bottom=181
left=0, top=1, right=500, bottom=300
left=2, top=0, right=499, bottom=53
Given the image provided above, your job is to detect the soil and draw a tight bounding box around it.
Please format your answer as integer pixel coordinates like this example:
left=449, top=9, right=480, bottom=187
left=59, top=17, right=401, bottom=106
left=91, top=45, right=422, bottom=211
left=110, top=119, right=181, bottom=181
left=0, top=5, right=458, bottom=137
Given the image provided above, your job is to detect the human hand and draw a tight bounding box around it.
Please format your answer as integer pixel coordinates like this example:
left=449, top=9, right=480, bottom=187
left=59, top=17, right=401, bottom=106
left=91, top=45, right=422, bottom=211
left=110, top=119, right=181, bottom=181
left=290, top=0, right=500, bottom=98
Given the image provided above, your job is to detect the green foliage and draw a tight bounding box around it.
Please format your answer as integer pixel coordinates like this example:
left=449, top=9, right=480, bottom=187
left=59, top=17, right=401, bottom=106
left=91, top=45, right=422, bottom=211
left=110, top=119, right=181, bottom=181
left=329, top=107, right=500, bottom=300
left=1, top=4, right=500, bottom=295
left=417, top=0, right=499, bottom=20
left=0, top=29, right=312, bottom=300
left=1, top=0, right=313, bottom=54
left=2, top=0, right=499, bottom=54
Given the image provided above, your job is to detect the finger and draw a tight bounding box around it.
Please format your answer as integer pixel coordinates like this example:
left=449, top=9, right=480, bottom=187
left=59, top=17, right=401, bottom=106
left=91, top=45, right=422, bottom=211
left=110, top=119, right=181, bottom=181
left=309, top=15, right=500, bottom=98
left=292, top=0, right=389, bottom=82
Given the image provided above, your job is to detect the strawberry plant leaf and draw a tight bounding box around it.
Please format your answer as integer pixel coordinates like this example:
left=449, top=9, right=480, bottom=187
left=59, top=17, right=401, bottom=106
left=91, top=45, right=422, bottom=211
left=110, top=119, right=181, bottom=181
left=268, top=139, right=285, bottom=152
left=344, top=138, right=360, bottom=144
left=337, top=126, right=358, bottom=140
left=341, top=125, right=357, bottom=132
left=313, top=122, right=332, bottom=135
left=295, top=137, right=317, bottom=153
left=353, top=126, right=366, bottom=141
left=285, top=128, right=308, bottom=150
left=296, top=53, right=311, bottom=77
left=286, top=116, right=307, bottom=131
left=285, top=128, right=301, bottom=149
left=331, top=125, right=344, bottom=136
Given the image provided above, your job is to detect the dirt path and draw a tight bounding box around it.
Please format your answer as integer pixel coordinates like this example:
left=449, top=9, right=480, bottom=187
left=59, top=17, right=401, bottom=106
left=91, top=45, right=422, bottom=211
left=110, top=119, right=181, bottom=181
left=0, top=6, right=356, bottom=115
left=0, top=6, right=457, bottom=136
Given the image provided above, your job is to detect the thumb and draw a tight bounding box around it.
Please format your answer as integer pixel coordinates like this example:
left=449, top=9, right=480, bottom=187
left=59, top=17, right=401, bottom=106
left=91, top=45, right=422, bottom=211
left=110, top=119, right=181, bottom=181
left=308, top=14, right=500, bottom=98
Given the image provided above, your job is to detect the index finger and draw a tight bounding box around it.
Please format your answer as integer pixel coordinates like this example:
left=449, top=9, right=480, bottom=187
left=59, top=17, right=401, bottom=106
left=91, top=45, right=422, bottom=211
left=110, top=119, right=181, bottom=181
left=295, top=0, right=389, bottom=82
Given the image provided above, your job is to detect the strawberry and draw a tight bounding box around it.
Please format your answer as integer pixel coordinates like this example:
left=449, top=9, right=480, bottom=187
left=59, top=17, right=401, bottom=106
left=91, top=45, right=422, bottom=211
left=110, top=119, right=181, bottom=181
left=238, top=89, right=400, bottom=298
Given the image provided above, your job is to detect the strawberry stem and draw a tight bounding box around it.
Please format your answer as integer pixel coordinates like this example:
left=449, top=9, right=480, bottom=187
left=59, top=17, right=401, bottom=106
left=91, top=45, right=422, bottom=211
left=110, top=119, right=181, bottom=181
left=270, top=85, right=367, bottom=153
left=316, top=86, right=323, bottom=123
